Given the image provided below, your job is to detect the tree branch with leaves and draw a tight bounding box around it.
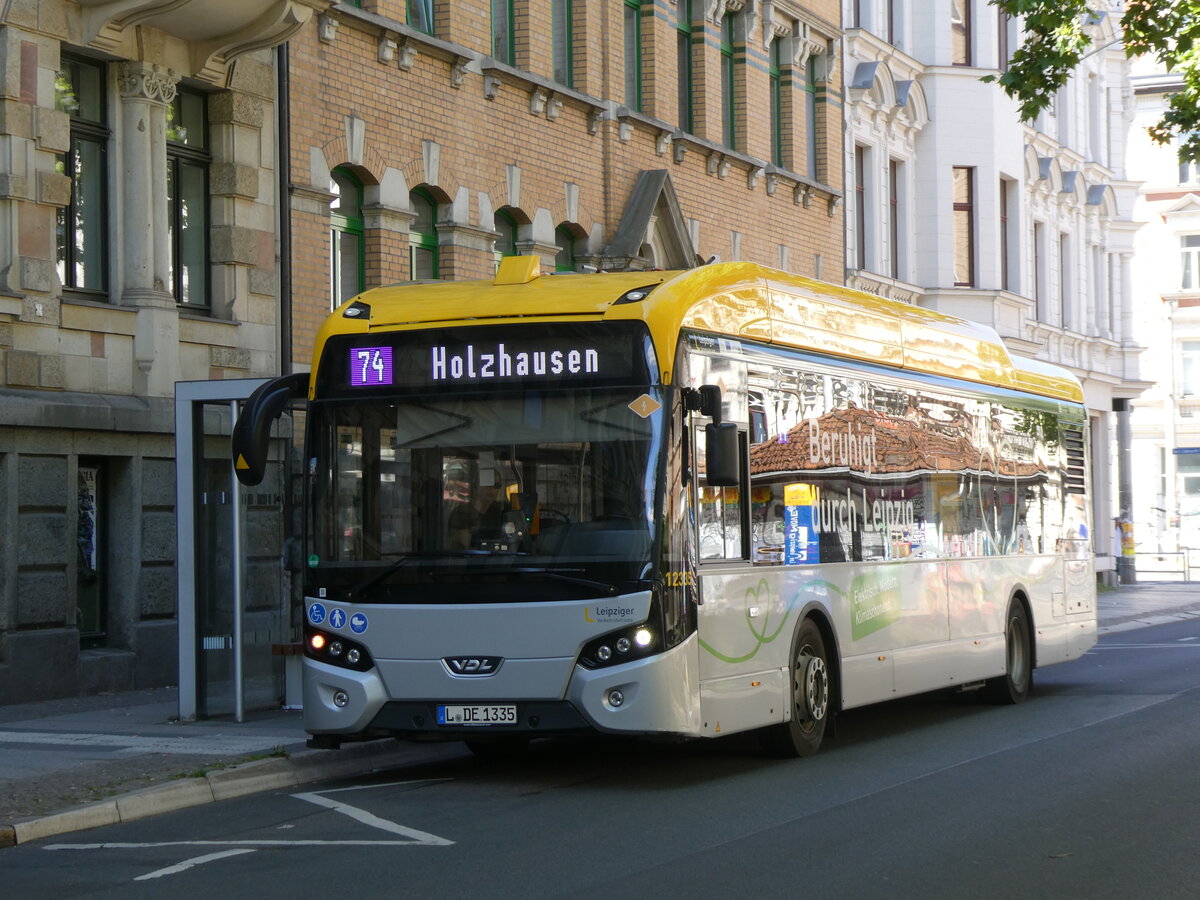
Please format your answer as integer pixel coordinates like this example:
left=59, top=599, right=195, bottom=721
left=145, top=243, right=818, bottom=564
left=986, top=0, right=1200, bottom=160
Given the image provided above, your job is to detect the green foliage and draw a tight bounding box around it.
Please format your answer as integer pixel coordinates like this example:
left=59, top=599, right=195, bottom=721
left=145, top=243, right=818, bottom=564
left=986, top=0, right=1200, bottom=160
left=1012, top=408, right=1060, bottom=447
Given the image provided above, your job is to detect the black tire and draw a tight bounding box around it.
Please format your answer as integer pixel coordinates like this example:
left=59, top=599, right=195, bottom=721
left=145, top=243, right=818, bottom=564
left=760, top=617, right=831, bottom=758
left=985, top=601, right=1032, bottom=704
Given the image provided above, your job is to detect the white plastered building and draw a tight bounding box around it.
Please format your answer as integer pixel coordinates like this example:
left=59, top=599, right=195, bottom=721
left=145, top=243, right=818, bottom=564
left=843, top=0, right=1147, bottom=579
left=1126, top=59, right=1200, bottom=556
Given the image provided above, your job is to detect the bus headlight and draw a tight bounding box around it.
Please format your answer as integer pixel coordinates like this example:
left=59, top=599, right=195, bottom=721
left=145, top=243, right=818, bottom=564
left=579, top=624, right=656, bottom=669
left=304, top=626, right=374, bottom=672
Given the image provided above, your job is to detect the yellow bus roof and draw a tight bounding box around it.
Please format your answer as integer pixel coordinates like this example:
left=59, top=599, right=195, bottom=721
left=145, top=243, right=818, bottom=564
left=312, top=258, right=1084, bottom=405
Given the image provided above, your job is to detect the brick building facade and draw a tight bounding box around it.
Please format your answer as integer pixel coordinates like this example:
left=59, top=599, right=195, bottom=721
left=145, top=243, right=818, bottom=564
left=288, top=0, right=846, bottom=369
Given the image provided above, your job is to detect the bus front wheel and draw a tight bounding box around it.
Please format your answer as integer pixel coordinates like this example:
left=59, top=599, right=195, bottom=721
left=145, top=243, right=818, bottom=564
left=760, top=617, right=830, bottom=758
left=985, top=601, right=1032, bottom=704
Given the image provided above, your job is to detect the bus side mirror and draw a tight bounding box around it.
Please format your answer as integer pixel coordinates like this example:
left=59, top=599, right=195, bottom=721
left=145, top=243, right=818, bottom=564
left=231, top=372, right=309, bottom=486
left=705, top=422, right=740, bottom=486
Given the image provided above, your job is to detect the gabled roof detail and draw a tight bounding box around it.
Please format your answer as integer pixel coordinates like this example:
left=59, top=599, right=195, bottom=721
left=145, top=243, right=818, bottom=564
left=601, top=170, right=698, bottom=270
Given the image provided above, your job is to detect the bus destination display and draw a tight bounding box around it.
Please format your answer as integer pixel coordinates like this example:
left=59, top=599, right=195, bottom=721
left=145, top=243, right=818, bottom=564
left=335, top=322, right=653, bottom=393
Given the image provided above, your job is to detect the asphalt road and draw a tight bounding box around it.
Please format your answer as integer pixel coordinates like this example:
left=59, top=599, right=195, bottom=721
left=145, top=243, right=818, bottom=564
left=4, top=618, right=1199, bottom=899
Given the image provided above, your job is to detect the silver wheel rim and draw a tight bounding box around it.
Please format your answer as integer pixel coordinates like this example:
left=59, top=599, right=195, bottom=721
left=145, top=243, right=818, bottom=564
left=796, top=648, right=829, bottom=729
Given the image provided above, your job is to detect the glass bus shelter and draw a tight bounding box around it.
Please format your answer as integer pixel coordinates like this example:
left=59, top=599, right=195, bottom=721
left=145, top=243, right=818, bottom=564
left=174, top=378, right=300, bottom=722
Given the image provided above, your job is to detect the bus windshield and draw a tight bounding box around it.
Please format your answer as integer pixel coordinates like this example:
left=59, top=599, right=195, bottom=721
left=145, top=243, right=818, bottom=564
left=306, top=386, right=667, bottom=602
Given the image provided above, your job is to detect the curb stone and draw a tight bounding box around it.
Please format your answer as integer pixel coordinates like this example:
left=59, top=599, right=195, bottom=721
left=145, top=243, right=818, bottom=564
left=1, top=739, right=425, bottom=848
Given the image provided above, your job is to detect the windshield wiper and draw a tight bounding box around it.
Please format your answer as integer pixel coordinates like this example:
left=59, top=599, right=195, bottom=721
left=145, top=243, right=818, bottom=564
left=510, top=567, right=619, bottom=596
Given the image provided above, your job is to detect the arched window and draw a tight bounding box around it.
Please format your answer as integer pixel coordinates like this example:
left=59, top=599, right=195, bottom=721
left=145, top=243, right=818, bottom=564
left=555, top=226, right=576, bottom=272
left=330, top=167, right=364, bottom=309
left=494, top=210, right=518, bottom=270
left=410, top=188, right=438, bottom=280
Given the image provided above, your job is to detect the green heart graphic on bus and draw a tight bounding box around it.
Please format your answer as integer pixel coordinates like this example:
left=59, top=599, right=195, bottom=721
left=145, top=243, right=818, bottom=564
left=850, top=571, right=901, bottom=641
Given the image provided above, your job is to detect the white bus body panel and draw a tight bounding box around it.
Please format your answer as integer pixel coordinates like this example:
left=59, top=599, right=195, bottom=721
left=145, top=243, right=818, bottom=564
left=565, top=636, right=702, bottom=735
left=696, top=555, right=1097, bottom=733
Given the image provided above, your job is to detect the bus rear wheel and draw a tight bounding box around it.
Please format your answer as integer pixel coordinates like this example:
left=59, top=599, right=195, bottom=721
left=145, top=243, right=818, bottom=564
left=760, top=617, right=830, bottom=758
left=985, top=601, right=1032, bottom=704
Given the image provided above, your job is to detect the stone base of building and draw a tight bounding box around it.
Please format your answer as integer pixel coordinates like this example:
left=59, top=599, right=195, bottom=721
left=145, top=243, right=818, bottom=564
left=0, top=620, right=178, bottom=704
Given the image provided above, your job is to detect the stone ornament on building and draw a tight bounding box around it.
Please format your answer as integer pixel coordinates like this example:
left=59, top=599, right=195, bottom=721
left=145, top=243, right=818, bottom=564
left=318, top=13, right=338, bottom=43
left=795, top=33, right=825, bottom=71
left=708, top=0, right=745, bottom=25
left=377, top=32, right=398, bottom=64
left=118, top=62, right=178, bottom=105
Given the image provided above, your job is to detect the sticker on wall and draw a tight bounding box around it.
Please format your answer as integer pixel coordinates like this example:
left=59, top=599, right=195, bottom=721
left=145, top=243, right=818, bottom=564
left=307, top=602, right=327, bottom=626
left=308, top=554, right=319, bottom=567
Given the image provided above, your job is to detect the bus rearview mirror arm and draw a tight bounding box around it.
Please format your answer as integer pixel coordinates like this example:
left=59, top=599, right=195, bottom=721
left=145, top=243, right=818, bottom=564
left=231, top=372, right=309, bottom=486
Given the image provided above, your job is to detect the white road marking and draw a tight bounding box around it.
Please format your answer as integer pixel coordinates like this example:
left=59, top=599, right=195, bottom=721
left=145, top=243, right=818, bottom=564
left=42, top=777, right=453, bottom=883
left=47, top=840, right=440, bottom=849
left=291, top=778, right=454, bottom=845
left=44, top=777, right=457, bottom=858
left=134, top=848, right=256, bottom=881
left=1091, top=644, right=1200, bottom=650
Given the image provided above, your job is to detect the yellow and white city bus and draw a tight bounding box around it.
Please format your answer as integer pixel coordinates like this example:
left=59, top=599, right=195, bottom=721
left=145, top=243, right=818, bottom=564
left=233, top=257, right=1096, bottom=757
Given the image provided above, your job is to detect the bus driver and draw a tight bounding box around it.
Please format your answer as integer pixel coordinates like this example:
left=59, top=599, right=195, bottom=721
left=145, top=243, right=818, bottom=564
left=448, top=474, right=505, bottom=549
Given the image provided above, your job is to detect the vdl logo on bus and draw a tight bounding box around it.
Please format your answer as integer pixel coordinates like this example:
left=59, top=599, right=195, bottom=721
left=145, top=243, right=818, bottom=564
left=443, top=656, right=503, bottom=676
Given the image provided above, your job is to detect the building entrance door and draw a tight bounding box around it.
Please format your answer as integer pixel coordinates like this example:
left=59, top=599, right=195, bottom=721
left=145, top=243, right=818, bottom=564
left=175, top=379, right=299, bottom=721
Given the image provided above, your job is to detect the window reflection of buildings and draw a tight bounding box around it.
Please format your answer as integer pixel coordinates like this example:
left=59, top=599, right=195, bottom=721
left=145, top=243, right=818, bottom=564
left=744, top=380, right=1062, bottom=564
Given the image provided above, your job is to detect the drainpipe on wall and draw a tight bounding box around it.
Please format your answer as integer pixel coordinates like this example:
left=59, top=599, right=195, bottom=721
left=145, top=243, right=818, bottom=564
left=277, top=42, right=292, bottom=376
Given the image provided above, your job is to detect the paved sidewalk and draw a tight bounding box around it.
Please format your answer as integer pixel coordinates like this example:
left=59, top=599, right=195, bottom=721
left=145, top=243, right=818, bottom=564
left=1095, top=579, right=1200, bottom=633
left=0, top=687, right=450, bottom=847
left=2, top=579, right=1198, bottom=847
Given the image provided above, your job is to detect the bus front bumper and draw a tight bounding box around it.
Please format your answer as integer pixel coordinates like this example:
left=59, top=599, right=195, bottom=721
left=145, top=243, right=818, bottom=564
left=302, top=635, right=701, bottom=741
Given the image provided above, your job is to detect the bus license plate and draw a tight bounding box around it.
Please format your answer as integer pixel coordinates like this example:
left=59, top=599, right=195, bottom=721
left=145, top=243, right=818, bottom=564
left=436, top=704, right=517, bottom=726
